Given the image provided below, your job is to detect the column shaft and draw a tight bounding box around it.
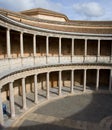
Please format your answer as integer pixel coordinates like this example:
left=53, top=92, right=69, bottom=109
left=46, top=36, right=49, bottom=56
left=71, top=38, right=74, bottom=62
left=71, top=70, right=74, bottom=93
left=6, top=28, right=11, bottom=58
left=110, top=41, right=112, bottom=62
left=84, top=39, right=87, bottom=57
left=22, top=78, right=27, bottom=110
left=9, top=82, right=15, bottom=118
left=83, top=69, right=87, bottom=92
left=96, top=69, right=99, bottom=91
left=59, top=37, right=61, bottom=63
left=97, top=39, right=100, bottom=61
left=0, top=89, right=4, bottom=125
left=46, top=72, right=50, bottom=99
left=46, top=36, right=49, bottom=64
left=33, top=34, right=36, bottom=56
left=109, top=69, right=112, bottom=91
left=59, top=71, right=62, bottom=95
left=20, top=32, right=24, bottom=57
left=34, top=74, right=38, bottom=103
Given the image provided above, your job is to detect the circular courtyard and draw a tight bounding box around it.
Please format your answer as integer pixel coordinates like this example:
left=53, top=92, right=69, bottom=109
left=10, top=93, right=112, bottom=130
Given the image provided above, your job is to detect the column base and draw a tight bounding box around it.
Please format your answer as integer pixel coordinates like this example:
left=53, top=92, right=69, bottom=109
left=47, top=95, right=50, bottom=100
left=96, top=88, right=99, bottom=91
left=34, top=102, right=38, bottom=105
left=34, top=100, right=38, bottom=104
left=11, top=114, right=16, bottom=120
left=58, top=92, right=62, bottom=96
left=109, top=88, right=111, bottom=92
left=22, top=107, right=28, bottom=111
left=70, top=90, right=74, bottom=94
left=83, top=89, right=86, bottom=93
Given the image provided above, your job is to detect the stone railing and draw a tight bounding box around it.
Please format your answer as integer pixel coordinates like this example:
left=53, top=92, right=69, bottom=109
left=0, top=56, right=111, bottom=78
left=97, top=56, right=111, bottom=63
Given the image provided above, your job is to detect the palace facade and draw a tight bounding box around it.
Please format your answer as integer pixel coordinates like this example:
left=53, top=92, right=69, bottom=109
left=0, top=8, right=112, bottom=124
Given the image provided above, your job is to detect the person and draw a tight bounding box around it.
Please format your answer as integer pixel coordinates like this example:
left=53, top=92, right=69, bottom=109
left=0, top=124, right=5, bottom=130
left=2, top=104, right=7, bottom=114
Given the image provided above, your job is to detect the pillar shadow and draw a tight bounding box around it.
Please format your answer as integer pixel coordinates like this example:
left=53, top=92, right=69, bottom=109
left=6, top=93, right=112, bottom=130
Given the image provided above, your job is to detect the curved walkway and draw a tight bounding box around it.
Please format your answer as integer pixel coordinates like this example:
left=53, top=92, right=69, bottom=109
left=6, top=91, right=112, bottom=130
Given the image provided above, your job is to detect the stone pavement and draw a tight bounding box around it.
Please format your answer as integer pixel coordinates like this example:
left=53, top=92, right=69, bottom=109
left=2, top=86, right=112, bottom=130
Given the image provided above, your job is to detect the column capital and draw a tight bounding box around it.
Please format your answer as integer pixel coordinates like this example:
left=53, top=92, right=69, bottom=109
left=46, top=35, right=49, bottom=40
left=33, top=33, right=36, bottom=36
left=20, top=31, right=24, bottom=34
left=7, top=28, right=10, bottom=31
left=97, top=68, right=100, bottom=71
left=9, top=80, right=14, bottom=84
left=34, top=73, right=38, bottom=76
left=22, top=77, right=26, bottom=80
left=85, top=38, right=88, bottom=41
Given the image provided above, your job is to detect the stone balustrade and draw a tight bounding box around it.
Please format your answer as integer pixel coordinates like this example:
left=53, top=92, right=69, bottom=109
left=0, top=56, right=111, bottom=79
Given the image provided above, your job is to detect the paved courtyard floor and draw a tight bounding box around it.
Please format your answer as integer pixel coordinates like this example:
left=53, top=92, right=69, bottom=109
left=2, top=86, right=112, bottom=130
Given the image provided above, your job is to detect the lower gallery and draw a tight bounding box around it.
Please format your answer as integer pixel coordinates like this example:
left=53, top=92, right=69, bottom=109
left=0, top=8, right=112, bottom=126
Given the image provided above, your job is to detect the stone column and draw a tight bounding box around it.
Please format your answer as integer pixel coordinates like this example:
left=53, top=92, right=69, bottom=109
left=46, top=72, right=50, bottom=99
left=46, top=36, right=49, bottom=64
left=9, top=82, right=15, bottom=118
left=97, top=39, right=100, bottom=62
left=22, top=77, right=27, bottom=110
left=20, top=32, right=24, bottom=57
left=83, top=69, right=87, bottom=92
left=0, top=89, right=4, bottom=125
left=71, top=38, right=74, bottom=63
left=71, top=70, right=74, bottom=93
left=6, top=28, right=11, bottom=58
left=34, top=74, right=38, bottom=104
left=96, top=69, right=99, bottom=91
left=33, top=34, right=36, bottom=56
left=59, top=71, right=62, bottom=96
left=59, top=37, right=61, bottom=63
left=109, top=69, right=112, bottom=91
left=110, top=41, right=112, bottom=63
left=84, top=39, right=87, bottom=62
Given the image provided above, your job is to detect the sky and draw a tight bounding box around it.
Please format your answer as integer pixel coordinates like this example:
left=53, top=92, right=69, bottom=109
left=0, top=0, right=112, bottom=21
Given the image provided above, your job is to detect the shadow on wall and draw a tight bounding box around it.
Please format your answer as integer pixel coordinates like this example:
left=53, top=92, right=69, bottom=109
left=4, top=93, right=112, bottom=130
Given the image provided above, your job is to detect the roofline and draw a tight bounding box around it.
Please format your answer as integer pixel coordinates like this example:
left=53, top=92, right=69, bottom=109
left=0, top=8, right=112, bottom=26
left=20, top=8, right=69, bottom=21
left=0, top=13, right=112, bottom=38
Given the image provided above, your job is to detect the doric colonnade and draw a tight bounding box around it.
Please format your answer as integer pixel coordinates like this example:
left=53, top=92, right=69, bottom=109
left=0, top=13, right=112, bottom=125
left=3, top=28, right=112, bottom=60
